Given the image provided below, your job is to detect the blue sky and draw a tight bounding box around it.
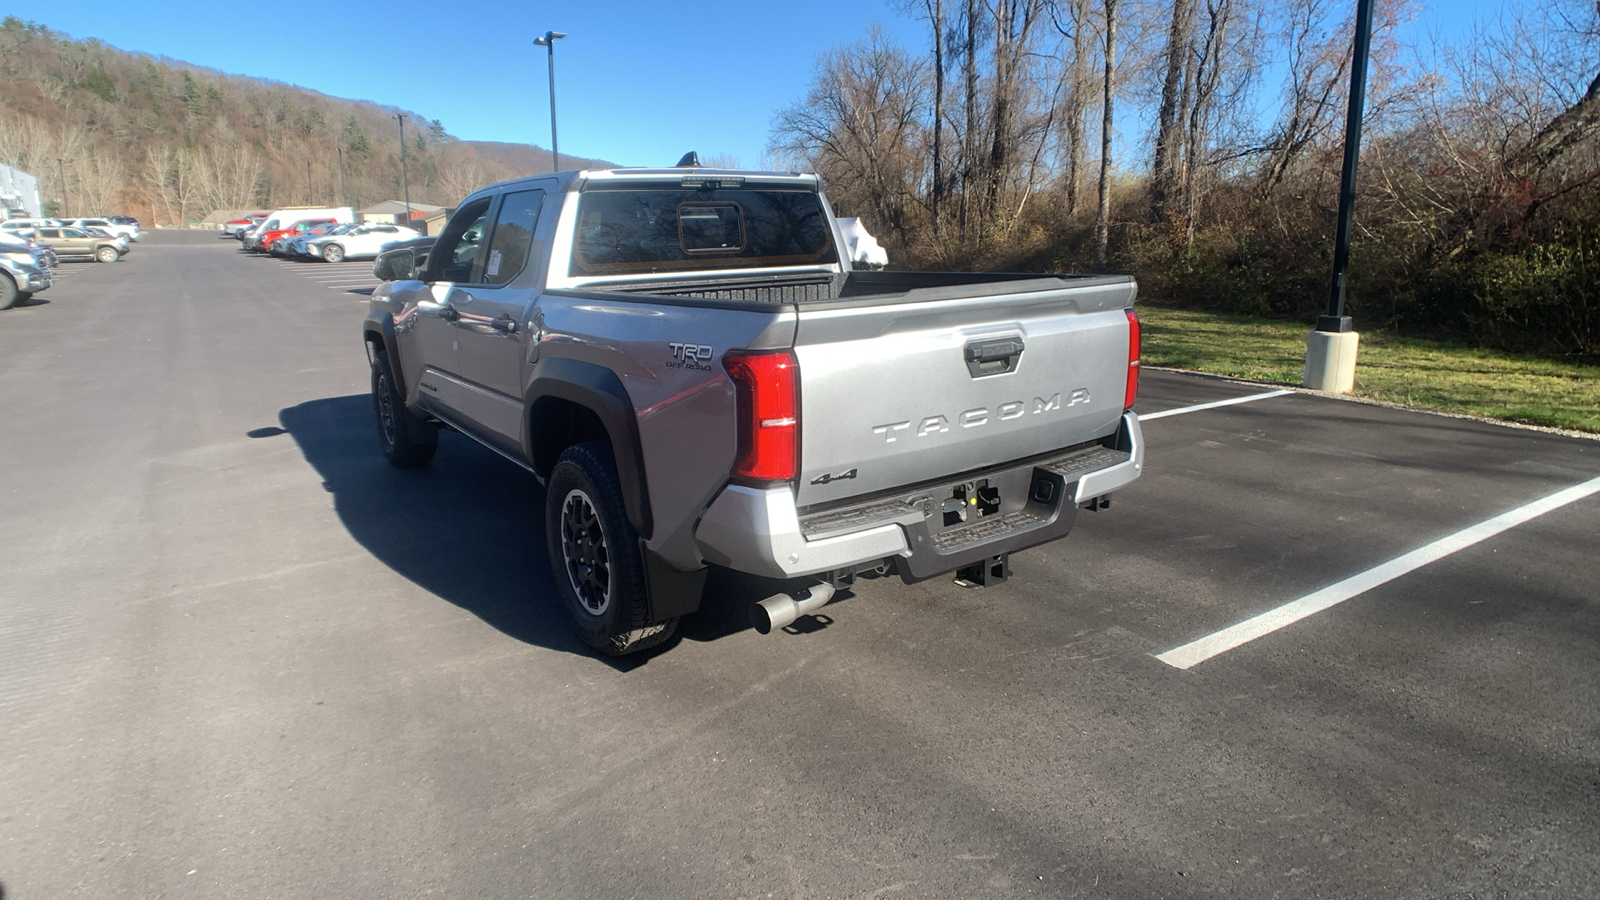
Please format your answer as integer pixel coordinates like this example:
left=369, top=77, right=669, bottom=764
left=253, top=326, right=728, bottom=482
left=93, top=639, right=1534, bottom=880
left=8, top=0, right=1520, bottom=170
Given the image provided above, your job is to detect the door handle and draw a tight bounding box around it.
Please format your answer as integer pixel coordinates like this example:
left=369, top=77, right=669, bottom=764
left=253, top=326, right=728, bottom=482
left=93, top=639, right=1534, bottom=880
left=964, top=337, right=1025, bottom=377
left=490, top=315, right=519, bottom=334
left=416, top=299, right=459, bottom=322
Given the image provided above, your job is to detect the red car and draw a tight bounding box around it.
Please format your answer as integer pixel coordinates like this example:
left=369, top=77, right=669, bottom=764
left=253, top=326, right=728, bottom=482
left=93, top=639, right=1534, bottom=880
left=249, top=218, right=334, bottom=254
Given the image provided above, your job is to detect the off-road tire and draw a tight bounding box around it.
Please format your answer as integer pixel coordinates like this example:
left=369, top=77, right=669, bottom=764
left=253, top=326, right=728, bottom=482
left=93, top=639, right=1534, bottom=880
left=0, top=273, right=17, bottom=310
left=370, top=347, right=437, bottom=467
left=545, top=441, right=676, bottom=656
left=322, top=244, right=346, bottom=263
left=96, top=246, right=120, bottom=263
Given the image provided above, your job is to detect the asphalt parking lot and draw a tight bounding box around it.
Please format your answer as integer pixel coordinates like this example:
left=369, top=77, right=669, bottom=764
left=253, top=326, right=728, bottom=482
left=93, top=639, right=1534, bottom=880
left=2, top=230, right=1596, bottom=899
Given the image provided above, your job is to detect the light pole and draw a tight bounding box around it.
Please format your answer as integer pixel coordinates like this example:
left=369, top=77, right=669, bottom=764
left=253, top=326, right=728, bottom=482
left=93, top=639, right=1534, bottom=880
left=306, top=159, right=313, bottom=205
left=57, top=157, right=67, bottom=218
left=533, top=30, right=567, bottom=172
left=337, top=147, right=347, bottom=207
left=394, top=113, right=412, bottom=222
left=1303, top=0, right=1374, bottom=393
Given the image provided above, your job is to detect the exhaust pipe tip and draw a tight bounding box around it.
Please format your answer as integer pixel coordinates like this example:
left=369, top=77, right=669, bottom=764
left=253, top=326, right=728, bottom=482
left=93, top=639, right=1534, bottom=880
left=751, top=597, right=791, bottom=635
left=750, top=583, right=837, bottom=635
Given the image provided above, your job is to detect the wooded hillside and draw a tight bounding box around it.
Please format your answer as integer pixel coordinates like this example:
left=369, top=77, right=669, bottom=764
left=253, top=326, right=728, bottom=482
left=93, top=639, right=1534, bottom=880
left=0, top=18, right=611, bottom=225
left=769, top=0, right=1600, bottom=359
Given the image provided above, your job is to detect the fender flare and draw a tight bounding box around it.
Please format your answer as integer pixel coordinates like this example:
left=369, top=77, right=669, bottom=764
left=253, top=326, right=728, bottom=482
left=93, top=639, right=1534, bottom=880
left=524, top=357, right=653, bottom=539
left=362, top=317, right=403, bottom=396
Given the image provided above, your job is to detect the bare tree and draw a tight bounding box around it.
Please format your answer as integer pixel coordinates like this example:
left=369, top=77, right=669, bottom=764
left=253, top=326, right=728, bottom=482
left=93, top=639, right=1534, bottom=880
left=1151, top=0, right=1198, bottom=221
left=434, top=159, right=488, bottom=206
left=1096, top=0, right=1120, bottom=269
left=1049, top=0, right=1094, bottom=218
left=770, top=27, right=930, bottom=245
left=987, top=0, right=1049, bottom=215
left=1257, top=0, right=1352, bottom=194
left=902, top=0, right=949, bottom=233
left=960, top=0, right=982, bottom=239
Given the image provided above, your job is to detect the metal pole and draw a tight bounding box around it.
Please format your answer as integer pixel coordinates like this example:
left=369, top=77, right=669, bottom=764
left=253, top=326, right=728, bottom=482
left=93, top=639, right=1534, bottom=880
left=337, top=148, right=347, bottom=207
left=1321, top=0, right=1376, bottom=334
left=534, top=31, right=567, bottom=172
left=306, top=159, right=312, bottom=205
left=57, top=157, right=67, bottom=218
left=395, top=113, right=411, bottom=222
left=547, top=40, right=558, bottom=171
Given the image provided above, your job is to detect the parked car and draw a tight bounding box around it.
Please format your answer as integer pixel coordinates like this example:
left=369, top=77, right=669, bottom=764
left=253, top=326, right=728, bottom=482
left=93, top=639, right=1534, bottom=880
left=308, top=222, right=419, bottom=262
left=76, top=226, right=132, bottom=254
left=245, top=207, right=356, bottom=252
left=26, top=226, right=124, bottom=263
left=284, top=222, right=354, bottom=258
left=0, top=231, right=58, bottom=267
left=222, top=214, right=268, bottom=237
left=268, top=219, right=338, bottom=256
left=0, top=238, right=53, bottom=309
left=66, top=217, right=141, bottom=242
left=0, top=217, right=63, bottom=231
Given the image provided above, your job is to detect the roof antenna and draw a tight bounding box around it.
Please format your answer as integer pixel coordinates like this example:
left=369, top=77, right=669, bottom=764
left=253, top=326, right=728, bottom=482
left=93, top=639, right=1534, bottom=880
left=676, top=151, right=701, bottom=168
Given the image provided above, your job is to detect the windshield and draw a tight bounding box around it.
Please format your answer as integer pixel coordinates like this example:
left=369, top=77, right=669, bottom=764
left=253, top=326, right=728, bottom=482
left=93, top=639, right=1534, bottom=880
left=571, top=186, right=837, bottom=276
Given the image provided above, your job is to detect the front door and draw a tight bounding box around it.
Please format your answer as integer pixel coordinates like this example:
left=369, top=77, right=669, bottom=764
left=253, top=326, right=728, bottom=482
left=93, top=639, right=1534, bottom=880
left=451, top=188, right=548, bottom=456
left=405, top=197, right=494, bottom=425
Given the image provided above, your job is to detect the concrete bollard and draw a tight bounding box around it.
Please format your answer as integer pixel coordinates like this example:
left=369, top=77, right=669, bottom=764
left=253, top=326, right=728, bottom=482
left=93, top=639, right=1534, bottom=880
left=1304, top=329, right=1360, bottom=393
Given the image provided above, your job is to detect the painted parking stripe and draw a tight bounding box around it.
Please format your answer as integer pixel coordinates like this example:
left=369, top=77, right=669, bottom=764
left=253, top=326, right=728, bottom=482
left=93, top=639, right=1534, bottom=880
left=1156, top=474, right=1600, bottom=669
left=1140, top=389, right=1294, bottom=421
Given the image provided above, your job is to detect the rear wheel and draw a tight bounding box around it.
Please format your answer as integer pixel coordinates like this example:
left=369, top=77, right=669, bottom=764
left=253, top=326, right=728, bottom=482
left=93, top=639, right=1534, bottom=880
left=545, top=442, right=676, bottom=656
left=370, top=347, right=437, bottom=467
left=95, top=246, right=119, bottom=263
left=322, top=244, right=346, bottom=263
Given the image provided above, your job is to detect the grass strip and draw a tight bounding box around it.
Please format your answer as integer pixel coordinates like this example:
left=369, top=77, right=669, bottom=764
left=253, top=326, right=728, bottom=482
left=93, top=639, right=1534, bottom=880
left=1137, top=306, right=1600, bottom=434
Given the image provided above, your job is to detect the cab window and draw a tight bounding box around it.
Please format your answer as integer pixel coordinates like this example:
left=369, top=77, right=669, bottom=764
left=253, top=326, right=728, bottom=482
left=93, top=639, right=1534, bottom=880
left=482, top=190, right=545, bottom=286
left=427, top=197, right=493, bottom=283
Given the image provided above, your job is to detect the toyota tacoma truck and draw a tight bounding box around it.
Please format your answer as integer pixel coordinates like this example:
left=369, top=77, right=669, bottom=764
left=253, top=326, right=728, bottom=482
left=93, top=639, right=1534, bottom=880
left=362, top=161, right=1143, bottom=655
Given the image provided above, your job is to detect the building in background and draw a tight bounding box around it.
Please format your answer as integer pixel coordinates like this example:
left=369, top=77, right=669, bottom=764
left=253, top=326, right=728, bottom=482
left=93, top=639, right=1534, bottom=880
left=1, top=165, right=42, bottom=217
left=357, top=200, right=445, bottom=226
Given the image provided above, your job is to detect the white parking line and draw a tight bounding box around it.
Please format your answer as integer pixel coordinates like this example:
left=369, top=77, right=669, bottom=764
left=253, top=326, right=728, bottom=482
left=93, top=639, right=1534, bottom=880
left=1156, top=474, right=1600, bottom=669
left=1140, top=389, right=1293, bottom=421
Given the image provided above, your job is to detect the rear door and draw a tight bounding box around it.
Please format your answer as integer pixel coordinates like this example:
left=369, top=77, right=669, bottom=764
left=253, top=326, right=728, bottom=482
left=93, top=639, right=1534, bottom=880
left=790, top=277, right=1136, bottom=508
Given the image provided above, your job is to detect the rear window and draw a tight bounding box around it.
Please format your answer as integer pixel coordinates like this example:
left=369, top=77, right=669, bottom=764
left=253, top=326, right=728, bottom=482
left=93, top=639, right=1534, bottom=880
left=571, top=187, right=837, bottom=276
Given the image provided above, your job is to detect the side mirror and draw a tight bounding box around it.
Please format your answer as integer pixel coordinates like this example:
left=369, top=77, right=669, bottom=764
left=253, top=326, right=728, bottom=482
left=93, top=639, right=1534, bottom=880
left=373, top=248, right=418, bottom=281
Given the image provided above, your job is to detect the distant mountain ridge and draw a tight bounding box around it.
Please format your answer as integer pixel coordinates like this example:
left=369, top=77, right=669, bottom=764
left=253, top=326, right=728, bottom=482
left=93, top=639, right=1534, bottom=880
left=465, top=141, right=617, bottom=176
left=0, top=17, right=616, bottom=223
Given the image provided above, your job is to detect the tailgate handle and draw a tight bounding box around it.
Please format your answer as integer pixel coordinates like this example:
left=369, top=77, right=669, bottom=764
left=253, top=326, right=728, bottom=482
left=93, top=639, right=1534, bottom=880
left=964, top=337, right=1025, bottom=377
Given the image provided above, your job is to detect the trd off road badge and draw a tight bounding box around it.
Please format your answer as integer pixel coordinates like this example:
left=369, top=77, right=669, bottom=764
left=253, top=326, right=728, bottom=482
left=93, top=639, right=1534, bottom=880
left=667, top=342, right=714, bottom=371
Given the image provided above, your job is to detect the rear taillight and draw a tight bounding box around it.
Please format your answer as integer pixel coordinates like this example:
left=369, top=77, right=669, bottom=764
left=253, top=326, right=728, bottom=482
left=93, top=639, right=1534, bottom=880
left=723, top=350, right=798, bottom=482
left=1124, top=308, right=1141, bottom=411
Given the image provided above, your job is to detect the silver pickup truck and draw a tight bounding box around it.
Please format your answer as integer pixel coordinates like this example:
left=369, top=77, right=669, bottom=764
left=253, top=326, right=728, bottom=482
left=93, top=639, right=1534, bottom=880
left=363, top=163, right=1143, bottom=655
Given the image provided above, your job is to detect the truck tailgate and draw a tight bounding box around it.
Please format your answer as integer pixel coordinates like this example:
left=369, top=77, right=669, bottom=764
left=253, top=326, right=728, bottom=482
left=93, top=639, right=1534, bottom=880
left=792, top=276, right=1135, bottom=508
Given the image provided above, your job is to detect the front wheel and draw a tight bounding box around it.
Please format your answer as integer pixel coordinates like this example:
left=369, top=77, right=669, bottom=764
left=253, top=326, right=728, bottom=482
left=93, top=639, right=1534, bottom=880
left=322, top=244, right=346, bottom=263
left=370, top=348, right=437, bottom=467
left=545, top=442, right=676, bottom=656
left=96, top=246, right=120, bottom=263
left=0, top=274, right=17, bottom=310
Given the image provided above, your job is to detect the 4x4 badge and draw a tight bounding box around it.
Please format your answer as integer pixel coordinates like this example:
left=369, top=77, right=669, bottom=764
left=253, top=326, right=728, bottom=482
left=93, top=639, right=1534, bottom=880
left=810, top=468, right=858, bottom=485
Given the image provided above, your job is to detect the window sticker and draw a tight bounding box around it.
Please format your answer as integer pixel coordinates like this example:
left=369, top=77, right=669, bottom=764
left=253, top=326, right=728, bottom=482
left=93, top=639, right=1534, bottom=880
left=487, top=249, right=503, bottom=277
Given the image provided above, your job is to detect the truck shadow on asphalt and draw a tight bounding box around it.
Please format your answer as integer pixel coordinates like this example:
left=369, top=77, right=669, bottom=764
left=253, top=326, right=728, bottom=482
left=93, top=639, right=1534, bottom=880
left=273, top=395, right=830, bottom=666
